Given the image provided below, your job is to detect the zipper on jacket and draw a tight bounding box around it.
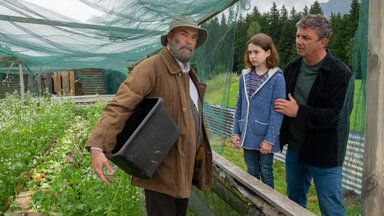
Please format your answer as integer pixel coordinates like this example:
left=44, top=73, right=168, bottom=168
left=241, top=75, right=250, bottom=148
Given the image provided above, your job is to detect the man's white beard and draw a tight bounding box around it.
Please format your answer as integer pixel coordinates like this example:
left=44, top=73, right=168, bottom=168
left=168, top=38, right=194, bottom=63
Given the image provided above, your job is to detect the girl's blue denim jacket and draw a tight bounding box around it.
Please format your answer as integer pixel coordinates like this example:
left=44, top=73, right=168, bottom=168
left=232, top=67, right=286, bottom=153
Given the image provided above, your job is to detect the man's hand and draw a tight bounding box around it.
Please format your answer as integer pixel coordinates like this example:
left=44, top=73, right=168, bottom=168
left=274, top=93, right=299, bottom=117
left=260, top=141, right=272, bottom=154
left=91, top=149, right=115, bottom=186
left=232, top=134, right=241, bottom=149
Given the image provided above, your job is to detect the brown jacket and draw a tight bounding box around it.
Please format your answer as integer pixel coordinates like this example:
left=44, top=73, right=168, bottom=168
left=86, top=47, right=212, bottom=198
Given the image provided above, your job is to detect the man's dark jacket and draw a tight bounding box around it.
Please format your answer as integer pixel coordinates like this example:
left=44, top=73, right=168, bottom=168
left=279, top=50, right=353, bottom=167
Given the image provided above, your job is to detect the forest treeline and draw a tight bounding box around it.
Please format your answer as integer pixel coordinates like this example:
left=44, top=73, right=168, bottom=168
left=200, top=0, right=361, bottom=79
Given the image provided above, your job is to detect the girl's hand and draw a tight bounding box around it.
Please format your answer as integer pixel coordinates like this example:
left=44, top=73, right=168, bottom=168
left=232, top=134, right=241, bottom=149
left=260, top=141, right=272, bottom=154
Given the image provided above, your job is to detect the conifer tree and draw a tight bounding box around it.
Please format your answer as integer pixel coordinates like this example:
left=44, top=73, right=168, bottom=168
left=328, top=13, right=343, bottom=59
left=346, top=0, right=360, bottom=38
left=309, top=1, right=323, bottom=15
left=345, top=0, right=360, bottom=73
left=280, top=5, right=289, bottom=24
left=265, top=2, right=281, bottom=43
left=216, top=13, right=232, bottom=71
left=302, top=6, right=309, bottom=16
left=233, top=14, right=248, bottom=72
left=288, top=7, right=301, bottom=62
left=277, top=5, right=292, bottom=68
left=247, top=21, right=261, bottom=39
left=199, top=16, right=221, bottom=77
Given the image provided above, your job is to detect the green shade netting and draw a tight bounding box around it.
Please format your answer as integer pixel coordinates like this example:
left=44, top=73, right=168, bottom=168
left=0, top=0, right=249, bottom=74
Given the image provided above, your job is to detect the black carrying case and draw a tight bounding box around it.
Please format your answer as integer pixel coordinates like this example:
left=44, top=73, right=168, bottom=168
left=105, top=97, right=181, bottom=179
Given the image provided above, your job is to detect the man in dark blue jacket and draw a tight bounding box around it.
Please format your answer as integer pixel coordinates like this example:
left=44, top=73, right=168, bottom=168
left=274, top=14, right=352, bottom=216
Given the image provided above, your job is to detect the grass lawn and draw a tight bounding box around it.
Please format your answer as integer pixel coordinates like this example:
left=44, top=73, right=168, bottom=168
left=205, top=73, right=239, bottom=108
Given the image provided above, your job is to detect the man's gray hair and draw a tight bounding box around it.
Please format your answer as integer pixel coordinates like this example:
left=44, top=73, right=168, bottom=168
left=296, top=14, right=332, bottom=40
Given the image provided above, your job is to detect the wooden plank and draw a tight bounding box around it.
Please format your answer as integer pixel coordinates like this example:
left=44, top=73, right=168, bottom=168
left=363, top=0, right=384, bottom=214
left=212, top=152, right=315, bottom=216
left=211, top=172, right=264, bottom=215
left=52, top=72, right=62, bottom=95
left=36, top=74, right=42, bottom=96
left=42, top=73, right=51, bottom=94
left=0, top=57, right=22, bottom=61
left=69, top=70, right=75, bottom=96
left=61, top=71, right=70, bottom=95
left=51, top=94, right=114, bottom=103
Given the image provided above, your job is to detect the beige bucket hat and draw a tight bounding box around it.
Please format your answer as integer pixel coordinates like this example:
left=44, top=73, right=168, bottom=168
left=161, top=15, right=208, bottom=48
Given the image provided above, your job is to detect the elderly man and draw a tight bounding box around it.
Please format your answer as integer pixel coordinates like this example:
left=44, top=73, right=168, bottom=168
left=274, top=14, right=352, bottom=216
left=86, top=16, right=212, bottom=216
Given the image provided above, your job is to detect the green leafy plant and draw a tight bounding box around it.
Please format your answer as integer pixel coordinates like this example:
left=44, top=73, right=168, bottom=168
left=1, top=95, right=144, bottom=215
left=0, top=93, right=78, bottom=208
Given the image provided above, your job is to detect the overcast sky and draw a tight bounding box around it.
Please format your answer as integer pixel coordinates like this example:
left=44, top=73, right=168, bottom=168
left=23, top=0, right=102, bottom=22
left=251, top=0, right=328, bottom=13
left=23, top=0, right=329, bottom=22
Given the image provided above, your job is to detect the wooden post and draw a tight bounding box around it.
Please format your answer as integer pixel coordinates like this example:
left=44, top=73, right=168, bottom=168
left=61, top=71, right=69, bottom=95
left=36, top=74, right=42, bottom=96
left=18, top=61, right=24, bottom=100
left=52, top=72, right=62, bottom=95
left=363, top=0, right=384, bottom=214
left=69, top=70, right=75, bottom=96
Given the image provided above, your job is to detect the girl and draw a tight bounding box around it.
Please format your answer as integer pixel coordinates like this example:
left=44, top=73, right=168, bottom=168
left=232, top=33, right=286, bottom=188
